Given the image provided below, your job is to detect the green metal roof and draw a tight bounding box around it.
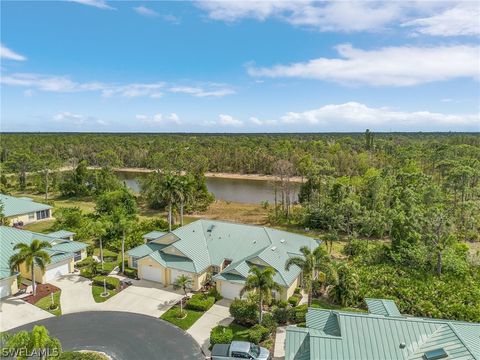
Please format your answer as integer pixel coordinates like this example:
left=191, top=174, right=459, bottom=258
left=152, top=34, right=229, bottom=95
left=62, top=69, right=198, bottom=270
left=127, top=243, right=166, bottom=258
left=47, top=230, right=76, bottom=238
left=285, top=300, right=480, bottom=360
left=138, top=219, right=319, bottom=287
left=366, top=298, right=402, bottom=317
left=143, top=231, right=167, bottom=241
left=0, top=226, right=87, bottom=278
left=0, top=194, right=52, bottom=217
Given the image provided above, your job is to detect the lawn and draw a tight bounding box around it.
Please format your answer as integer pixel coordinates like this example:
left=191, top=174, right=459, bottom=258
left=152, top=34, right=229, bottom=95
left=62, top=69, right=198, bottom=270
left=92, top=284, right=118, bottom=303
left=34, top=290, right=62, bottom=316
left=160, top=305, right=204, bottom=330
left=228, top=323, right=250, bottom=341
left=23, top=219, right=56, bottom=233
left=311, top=298, right=367, bottom=313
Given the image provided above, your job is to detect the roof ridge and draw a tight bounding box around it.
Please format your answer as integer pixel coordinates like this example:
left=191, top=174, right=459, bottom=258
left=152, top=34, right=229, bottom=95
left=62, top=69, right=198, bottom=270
left=260, top=226, right=289, bottom=285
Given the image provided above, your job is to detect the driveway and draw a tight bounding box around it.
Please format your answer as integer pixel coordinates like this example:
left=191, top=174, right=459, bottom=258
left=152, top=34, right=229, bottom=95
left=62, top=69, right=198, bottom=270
left=10, top=311, right=203, bottom=360
left=0, top=297, right=53, bottom=332
left=187, top=298, right=233, bottom=354
left=50, top=275, right=182, bottom=317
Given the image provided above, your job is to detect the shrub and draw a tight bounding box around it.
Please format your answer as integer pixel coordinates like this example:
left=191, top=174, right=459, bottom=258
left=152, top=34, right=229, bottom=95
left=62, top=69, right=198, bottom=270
left=248, top=324, right=270, bottom=344
left=96, top=261, right=116, bottom=275
left=59, top=352, right=108, bottom=360
left=210, top=325, right=233, bottom=346
left=272, top=306, right=291, bottom=325
left=86, top=245, right=94, bottom=257
left=229, top=299, right=259, bottom=326
left=186, top=294, right=215, bottom=311
left=294, top=287, right=301, bottom=295
left=76, top=257, right=95, bottom=268
left=260, top=313, right=277, bottom=332
left=92, top=276, right=119, bottom=290
left=80, top=268, right=94, bottom=279
left=123, top=267, right=137, bottom=279
left=288, top=294, right=301, bottom=307
left=207, top=287, right=223, bottom=301
left=294, top=304, right=308, bottom=323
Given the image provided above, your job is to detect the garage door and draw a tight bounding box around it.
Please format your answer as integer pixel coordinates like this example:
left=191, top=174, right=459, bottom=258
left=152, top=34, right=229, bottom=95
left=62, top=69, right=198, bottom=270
left=140, top=265, right=163, bottom=283
left=170, top=269, right=193, bottom=285
left=220, top=281, right=245, bottom=300
left=45, top=262, right=70, bottom=282
left=0, top=278, right=12, bottom=298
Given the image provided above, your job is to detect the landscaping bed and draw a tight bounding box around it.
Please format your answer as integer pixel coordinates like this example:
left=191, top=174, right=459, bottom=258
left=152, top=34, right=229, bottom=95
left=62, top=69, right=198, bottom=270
left=34, top=290, right=62, bottom=316
left=23, top=283, right=61, bottom=304
left=91, top=276, right=129, bottom=303
left=160, top=305, right=204, bottom=330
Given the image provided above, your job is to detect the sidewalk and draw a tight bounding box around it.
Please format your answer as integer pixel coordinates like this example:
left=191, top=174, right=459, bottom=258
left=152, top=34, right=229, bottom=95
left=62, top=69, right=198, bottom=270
left=273, top=326, right=287, bottom=359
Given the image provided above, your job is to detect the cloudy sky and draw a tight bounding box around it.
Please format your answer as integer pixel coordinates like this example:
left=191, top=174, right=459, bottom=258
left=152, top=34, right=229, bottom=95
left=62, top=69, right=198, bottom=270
left=1, top=0, right=479, bottom=132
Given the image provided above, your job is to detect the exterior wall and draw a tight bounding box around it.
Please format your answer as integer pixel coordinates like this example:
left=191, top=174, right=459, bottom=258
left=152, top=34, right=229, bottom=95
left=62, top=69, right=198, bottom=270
left=280, top=276, right=300, bottom=301
left=19, top=262, right=46, bottom=284
left=10, top=276, right=19, bottom=295
left=77, top=249, right=87, bottom=262
left=195, top=271, right=208, bottom=291
left=0, top=276, right=19, bottom=298
left=68, top=258, right=75, bottom=272
left=8, top=210, right=52, bottom=225
left=128, top=256, right=134, bottom=268
left=137, top=257, right=168, bottom=286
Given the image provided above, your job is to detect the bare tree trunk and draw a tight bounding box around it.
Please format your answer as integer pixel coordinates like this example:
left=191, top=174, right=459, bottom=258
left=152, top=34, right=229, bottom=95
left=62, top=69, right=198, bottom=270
left=180, top=201, right=184, bottom=227
left=44, top=169, right=49, bottom=201
left=31, top=263, right=36, bottom=296
left=121, top=230, right=125, bottom=273
left=100, top=237, right=104, bottom=270
left=436, top=250, right=442, bottom=276
left=259, top=294, right=263, bottom=323
left=168, top=203, right=172, bottom=231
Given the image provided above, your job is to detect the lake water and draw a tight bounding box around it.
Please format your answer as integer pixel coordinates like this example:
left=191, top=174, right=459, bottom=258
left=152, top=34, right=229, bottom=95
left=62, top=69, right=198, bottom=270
left=116, top=171, right=301, bottom=204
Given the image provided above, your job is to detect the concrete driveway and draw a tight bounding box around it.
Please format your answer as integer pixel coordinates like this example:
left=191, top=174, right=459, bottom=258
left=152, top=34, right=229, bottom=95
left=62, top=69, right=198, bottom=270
left=187, top=298, right=233, bottom=355
left=50, top=275, right=182, bottom=317
left=0, top=297, right=54, bottom=332
left=105, top=279, right=183, bottom=317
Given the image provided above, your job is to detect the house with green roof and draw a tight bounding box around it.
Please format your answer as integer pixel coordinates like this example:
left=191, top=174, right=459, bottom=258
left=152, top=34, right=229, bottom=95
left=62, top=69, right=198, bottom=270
left=0, top=194, right=52, bottom=226
left=127, top=219, right=320, bottom=300
left=285, top=298, right=480, bottom=360
left=0, top=226, right=88, bottom=298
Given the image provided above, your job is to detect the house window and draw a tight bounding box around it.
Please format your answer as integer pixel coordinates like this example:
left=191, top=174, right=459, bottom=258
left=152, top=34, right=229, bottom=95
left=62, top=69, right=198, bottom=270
left=36, top=209, right=50, bottom=220
left=131, top=257, right=139, bottom=268
left=28, top=213, right=35, bottom=220
left=74, top=251, right=82, bottom=261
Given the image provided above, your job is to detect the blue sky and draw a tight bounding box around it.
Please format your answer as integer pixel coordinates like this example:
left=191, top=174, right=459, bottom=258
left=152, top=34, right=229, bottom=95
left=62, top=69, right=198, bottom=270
left=1, top=0, right=479, bottom=132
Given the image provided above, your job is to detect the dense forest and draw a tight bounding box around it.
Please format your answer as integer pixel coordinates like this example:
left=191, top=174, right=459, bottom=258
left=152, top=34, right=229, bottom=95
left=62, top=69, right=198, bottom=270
left=1, top=132, right=479, bottom=321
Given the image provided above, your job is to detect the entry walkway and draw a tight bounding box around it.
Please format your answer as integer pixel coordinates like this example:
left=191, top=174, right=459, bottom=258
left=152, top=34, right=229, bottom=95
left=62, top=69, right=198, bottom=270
left=187, top=298, right=233, bottom=355
left=273, top=326, right=287, bottom=359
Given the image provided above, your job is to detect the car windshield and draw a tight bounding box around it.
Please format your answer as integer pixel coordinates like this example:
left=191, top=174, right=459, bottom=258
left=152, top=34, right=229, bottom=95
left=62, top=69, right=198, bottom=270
left=249, top=344, right=260, bottom=357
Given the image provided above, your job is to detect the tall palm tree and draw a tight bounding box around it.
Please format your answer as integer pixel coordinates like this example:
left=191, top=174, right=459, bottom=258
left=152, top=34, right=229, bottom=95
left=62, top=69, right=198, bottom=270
left=9, top=239, right=52, bottom=296
left=160, top=174, right=182, bottom=231
left=173, top=274, right=193, bottom=316
left=86, top=219, right=107, bottom=269
left=241, top=266, right=280, bottom=323
left=178, top=175, right=194, bottom=226
left=328, top=263, right=359, bottom=307
left=285, top=245, right=334, bottom=306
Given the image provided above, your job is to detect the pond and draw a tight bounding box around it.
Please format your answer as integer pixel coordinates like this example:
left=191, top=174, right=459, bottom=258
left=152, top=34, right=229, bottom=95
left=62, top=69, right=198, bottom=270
left=116, top=171, right=301, bottom=205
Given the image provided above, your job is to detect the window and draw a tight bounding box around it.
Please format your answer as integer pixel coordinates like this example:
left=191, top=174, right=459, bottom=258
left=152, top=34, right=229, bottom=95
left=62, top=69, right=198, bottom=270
left=74, top=251, right=82, bottom=261
left=231, top=352, right=249, bottom=359
left=131, top=257, right=139, bottom=268
left=28, top=213, right=35, bottom=220
left=424, top=348, right=448, bottom=360
left=36, top=209, right=50, bottom=220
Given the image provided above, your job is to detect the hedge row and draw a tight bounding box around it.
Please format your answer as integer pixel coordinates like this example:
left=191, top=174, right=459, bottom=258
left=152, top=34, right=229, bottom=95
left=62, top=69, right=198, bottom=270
left=92, top=276, right=120, bottom=290
left=186, top=294, right=215, bottom=312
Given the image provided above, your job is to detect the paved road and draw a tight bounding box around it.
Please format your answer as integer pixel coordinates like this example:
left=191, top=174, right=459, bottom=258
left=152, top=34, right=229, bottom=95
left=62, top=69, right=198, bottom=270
left=9, top=311, right=204, bottom=360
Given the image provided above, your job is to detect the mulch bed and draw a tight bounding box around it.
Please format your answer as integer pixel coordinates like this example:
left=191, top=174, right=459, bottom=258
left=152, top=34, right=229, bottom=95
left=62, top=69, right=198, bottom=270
left=23, top=283, right=61, bottom=304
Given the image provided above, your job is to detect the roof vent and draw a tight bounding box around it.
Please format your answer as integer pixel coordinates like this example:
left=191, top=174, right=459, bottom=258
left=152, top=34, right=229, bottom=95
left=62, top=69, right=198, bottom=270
left=280, top=239, right=285, bottom=243
left=423, top=348, right=448, bottom=360
left=253, top=240, right=256, bottom=244
left=399, top=342, right=406, bottom=349
left=271, top=246, right=277, bottom=251
left=207, top=224, right=215, bottom=233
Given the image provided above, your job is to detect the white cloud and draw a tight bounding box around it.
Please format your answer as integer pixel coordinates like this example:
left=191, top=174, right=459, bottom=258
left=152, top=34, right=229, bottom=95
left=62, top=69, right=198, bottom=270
left=197, top=1, right=403, bottom=32
left=402, top=2, right=480, bottom=36
left=134, top=5, right=158, bottom=17
left=1, top=73, right=234, bottom=98
left=250, top=116, right=278, bottom=126
left=169, top=86, right=235, bottom=97
left=23, top=89, right=34, bottom=97
left=218, top=114, right=243, bottom=127
left=278, top=102, right=480, bottom=130
left=248, top=44, right=480, bottom=86
left=1, top=44, right=26, bottom=61
left=53, top=111, right=86, bottom=125
left=136, top=113, right=182, bottom=126
left=70, top=0, right=115, bottom=10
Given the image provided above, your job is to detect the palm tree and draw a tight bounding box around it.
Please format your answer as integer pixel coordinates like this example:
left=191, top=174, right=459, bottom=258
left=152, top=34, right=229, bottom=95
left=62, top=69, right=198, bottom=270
left=2, top=325, right=62, bottom=360
left=328, top=263, right=359, bottom=307
left=173, top=274, right=193, bottom=316
left=178, top=175, right=194, bottom=226
left=285, top=245, right=334, bottom=306
left=9, top=239, right=52, bottom=296
left=160, top=174, right=182, bottom=231
left=85, top=219, right=107, bottom=269
left=241, top=266, right=280, bottom=323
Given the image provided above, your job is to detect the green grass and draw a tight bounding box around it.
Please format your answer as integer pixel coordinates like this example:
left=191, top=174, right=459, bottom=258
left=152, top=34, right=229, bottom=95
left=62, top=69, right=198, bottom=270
left=160, top=305, right=204, bottom=330
left=311, top=298, right=366, bottom=313
left=92, top=285, right=118, bottom=303
left=23, top=219, right=56, bottom=233
left=34, top=291, right=62, bottom=316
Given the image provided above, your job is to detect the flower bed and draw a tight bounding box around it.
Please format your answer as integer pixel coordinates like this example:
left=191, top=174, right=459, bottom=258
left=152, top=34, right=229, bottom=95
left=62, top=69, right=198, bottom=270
left=23, top=283, right=61, bottom=304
